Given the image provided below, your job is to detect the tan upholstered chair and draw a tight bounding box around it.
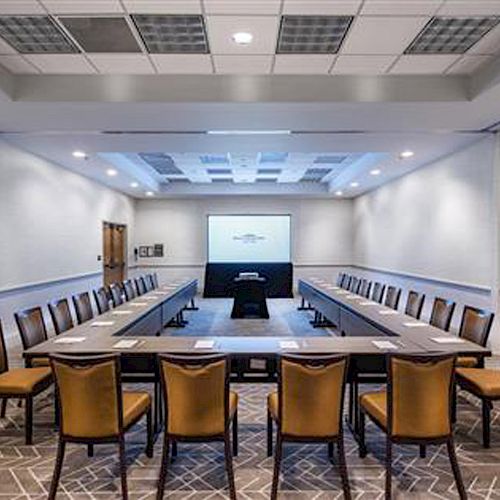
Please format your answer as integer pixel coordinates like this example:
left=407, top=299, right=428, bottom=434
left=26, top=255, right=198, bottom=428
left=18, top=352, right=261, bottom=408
left=135, top=276, right=147, bottom=296
left=48, top=298, right=74, bottom=335
left=152, top=272, right=159, bottom=289
left=48, top=354, right=153, bottom=500
left=0, top=320, right=52, bottom=444
left=93, top=287, right=110, bottom=314
left=429, top=297, right=455, bottom=331
left=404, top=291, right=425, bottom=320
left=123, top=279, right=137, bottom=301
left=157, top=354, right=238, bottom=500
left=342, top=275, right=352, bottom=290
left=109, top=283, right=124, bottom=307
left=15, top=306, right=50, bottom=367
left=349, top=277, right=360, bottom=294
left=336, top=272, right=345, bottom=287
left=359, top=354, right=466, bottom=500
left=145, top=274, right=155, bottom=291
left=72, top=292, right=94, bottom=324
left=384, top=286, right=401, bottom=310
left=267, top=354, right=351, bottom=500
left=359, top=279, right=372, bottom=299
left=372, top=282, right=386, bottom=304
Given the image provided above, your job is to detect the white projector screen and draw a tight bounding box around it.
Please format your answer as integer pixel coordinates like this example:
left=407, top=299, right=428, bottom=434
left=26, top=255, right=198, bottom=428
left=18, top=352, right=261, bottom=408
left=208, top=215, right=291, bottom=263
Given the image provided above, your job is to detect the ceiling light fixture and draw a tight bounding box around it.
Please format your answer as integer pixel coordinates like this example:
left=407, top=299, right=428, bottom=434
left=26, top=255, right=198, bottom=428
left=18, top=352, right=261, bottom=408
left=106, top=168, right=118, bottom=177
left=145, top=191, right=154, bottom=197
left=72, top=150, right=87, bottom=159
left=350, top=182, right=359, bottom=187
left=232, top=31, right=253, bottom=45
left=335, top=190, right=343, bottom=196
left=207, top=130, right=291, bottom=136
left=400, top=150, right=414, bottom=159
left=370, top=169, right=381, bottom=176
left=130, top=182, right=139, bottom=188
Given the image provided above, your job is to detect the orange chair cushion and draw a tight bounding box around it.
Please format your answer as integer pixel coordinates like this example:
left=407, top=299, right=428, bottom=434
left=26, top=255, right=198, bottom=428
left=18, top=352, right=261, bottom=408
left=457, top=368, right=500, bottom=398
left=456, top=357, right=480, bottom=368
left=30, top=357, right=50, bottom=367
left=123, top=391, right=151, bottom=429
left=360, top=391, right=387, bottom=428
left=268, top=392, right=278, bottom=421
left=229, top=391, right=238, bottom=419
left=0, top=367, right=52, bottom=394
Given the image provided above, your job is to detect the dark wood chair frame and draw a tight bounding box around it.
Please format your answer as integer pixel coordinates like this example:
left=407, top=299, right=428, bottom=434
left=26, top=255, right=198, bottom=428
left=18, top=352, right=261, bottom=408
left=109, top=282, right=124, bottom=307
left=123, top=279, right=137, bottom=302
left=48, top=353, right=153, bottom=500
left=429, top=297, right=456, bottom=332
left=72, top=292, right=94, bottom=325
left=458, top=305, right=494, bottom=347
left=152, top=273, right=159, bottom=289
left=404, top=291, right=425, bottom=320
left=372, top=283, right=386, bottom=304
left=15, top=306, right=49, bottom=365
left=358, top=353, right=466, bottom=500
left=384, top=286, right=401, bottom=310
left=343, top=276, right=352, bottom=291
left=349, top=277, right=361, bottom=294
left=267, top=354, right=352, bottom=500
left=135, top=276, right=147, bottom=296
left=156, top=353, right=238, bottom=500
left=93, top=287, right=111, bottom=315
left=359, top=279, right=372, bottom=299
left=48, top=298, right=74, bottom=336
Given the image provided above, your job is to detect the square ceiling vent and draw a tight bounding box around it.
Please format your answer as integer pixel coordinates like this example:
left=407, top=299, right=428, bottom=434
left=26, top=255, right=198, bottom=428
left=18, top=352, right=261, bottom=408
left=314, top=155, right=348, bottom=164
left=277, top=15, right=353, bottom=54
left=200, top=154, right=230, bottom=165
left=406, top=16, right=499, bottom=54
left=139, top=153, right=183, bottom=175
left=132, top=15, right=209, bottom=54
left=0, top=16, right=78, bottom=53
left=59, top=17, right=141, bottom=53
left=300, top=168, right=332, bottom=182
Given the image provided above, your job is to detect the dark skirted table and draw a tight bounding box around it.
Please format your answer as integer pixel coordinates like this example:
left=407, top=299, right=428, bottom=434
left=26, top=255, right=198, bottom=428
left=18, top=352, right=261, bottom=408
left=231, top=276, right=269, bottom=319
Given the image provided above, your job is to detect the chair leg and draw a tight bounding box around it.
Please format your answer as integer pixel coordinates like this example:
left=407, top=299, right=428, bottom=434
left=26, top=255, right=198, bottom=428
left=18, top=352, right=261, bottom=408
left=232, top=409, right=238, bottom=457
left=419, top=445, right=426, bottom=458
left=118, top=437, right=128, bottom=500
left=452, top=384, right=457, bottom=423
left=447, top=438, right=467, bottom=500
left=146, top=407, right=154, bottom=458
left=385, top=438, right=392, bottom=500
left=482, top=399, right=491, bottom=449
left=337, top=435, right=352, bottom=500
left=224, top=434, right=237, bottom=500
left=172, top=440, right=178, bottom=457
left=25, top=396, right=33, bottom=445
left=271, top=435, right=283, bottom=500
left=1, top=398, right=7, bottom=418
left=156, top=435, right=170, bottom=500
left=48, top=438, right=66, bottom=500
left=359, top=410, right=367, bottom=458
left=328, top=441, right=334, bottom=460
left=87, top=444, right=94, bottom=457
left=267, top=410, right=273, bottom=457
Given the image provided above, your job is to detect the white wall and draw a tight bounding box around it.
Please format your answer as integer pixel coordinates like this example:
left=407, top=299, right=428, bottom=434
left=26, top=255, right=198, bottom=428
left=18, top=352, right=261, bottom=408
left=0, top=139, right=136, bottom=339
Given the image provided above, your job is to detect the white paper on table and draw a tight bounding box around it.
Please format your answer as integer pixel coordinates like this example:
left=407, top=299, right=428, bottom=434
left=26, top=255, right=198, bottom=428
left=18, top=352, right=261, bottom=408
left=379, top=310, right=398, bottom=315
left=91, top=321, right=115, bottom=327
left=130, top=302, right=148, bottom=307
left=346, top=294, right=358, bottom=299
left=372, top=341, right=398, bottom=350
left=54, top=337, right=86, bottom=344
left=280, top=341, right=299, bottom=349
left=113, top=340, right=139, bottom=349
left=143, top=297, right=157, bottom=301
left=360, top=301, right=377, bottom=306
left=403, top=322, right=427, bottom=327
left=336, top=291, right=349, bottom=295
left=112, top=310, right=133, bottom=315
left=432, top=337, right=466, bottom=344
left=194, top=340, right=215, bottom=349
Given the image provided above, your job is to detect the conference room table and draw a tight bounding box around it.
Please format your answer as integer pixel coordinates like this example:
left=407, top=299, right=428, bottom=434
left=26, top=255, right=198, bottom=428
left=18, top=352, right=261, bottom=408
left=23, top=276, right=491, bottom=440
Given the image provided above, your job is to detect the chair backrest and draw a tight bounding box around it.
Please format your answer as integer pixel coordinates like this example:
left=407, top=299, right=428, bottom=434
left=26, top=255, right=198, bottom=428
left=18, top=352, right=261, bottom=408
left=109, top=283, right=124, bottom=307
left=15, top=306, right=49, bottom=349
left=72, top=292, right=94, bottom=324
left=388, top=353, right=455, bottom=439
left=152, top=272, right=159, bottom=289
left=0, top=320, right=9, bottom=375
left=429, top=297, right=455, bottom=331
left=405, top=291, right=425, bottom=320
left=384, top=286, right=401, bottom=310
left=359, top=279, right=372, bottom=299
left=349, top=277, right=360, bottom=294
left=371, top=282, right=385, bottom=303
left=123, top=279, right=137, bottom=301
left=458, top=306, right=494, bottom=347
left=48, top=298, right=74, bottom=335
left=159, top=354, right=229, bottom=437
left=135, top=277, right=147, bottom=296
left=93, top=287, right=110, bottom=315
left=278, top=354, right=349, bottom=438
left=336, top=273, right=344, bottom=287
left=50, top=354, right=123, bottom=439
left=342, top=275, right=352, bottom=290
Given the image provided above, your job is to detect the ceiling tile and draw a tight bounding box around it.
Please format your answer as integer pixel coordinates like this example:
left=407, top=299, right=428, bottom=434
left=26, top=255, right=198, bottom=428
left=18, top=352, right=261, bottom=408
left=88, top=54, right=155, bottom=74
left=341, top=16, right=429, bottom=54
left=446, top=54, right=492, bottom=73
left=331, top=54, right=397, bottom=74
left=213, top=54, right=272, bottom=73
left=204, top=0, right=281, bottom=15
left=151, top=54, right=212, bottom=73
left=273, top=54, right=334, bottom=74
left=0, top=1, right=45, bottom=14
left=438, top=1, right=500, bottom=16
left=41, top=1, right=124, bottom=14
left=122, top=1, right=202, bottom=14
left=390, top=54, right=460, bottom=73
left=0, top=54, right=39, bottom=73
left=361, top=1, right=442, bottom=16
left=0, top=35, right=15, bottom=53
left=283, top=1, right=362, bottom=15
left=468, top=24, right=500, bottom=54
left=24, top=53, right=96, bottom=73
left=206, top=16, right=280, bottom=54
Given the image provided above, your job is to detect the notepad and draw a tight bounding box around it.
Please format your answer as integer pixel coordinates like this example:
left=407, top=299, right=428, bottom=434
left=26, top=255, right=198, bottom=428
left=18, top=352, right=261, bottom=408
left=346, top=294, right=358, bottom=299
left=360, top=301, right=377, bottom=306
left=432, top=337, right=466, bottom=344
left=336, top=291, right=349, bottom=295
left=372, top=341, right=398, bottom=350
left=113, top=340, right=139, bottom=349
left=379, top=310, right=398, bottom=315
left=194, top=340, right=215, bottom=349
left=112, top=310, right=133, bottom=315
left=143, top=297, right=157, bottom=301
left=91, top=321, right=115, bottom=327
left=130, top=302, right=147, bottom=307
left=54, top=337, right=86, bottom=344
left=280, top=341, right=299, bottom=349
left=403, top=321, right=427, bottom=327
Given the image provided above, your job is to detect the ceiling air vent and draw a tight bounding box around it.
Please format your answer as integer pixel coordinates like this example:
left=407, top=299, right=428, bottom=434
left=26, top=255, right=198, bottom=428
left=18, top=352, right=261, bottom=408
left=314, top=155, right=348, bottom=164
left=257, top=168, right=282, bottom=175
left=300, top=168, right=332, bottom=182
left=139, top=153, right=183, bottom=175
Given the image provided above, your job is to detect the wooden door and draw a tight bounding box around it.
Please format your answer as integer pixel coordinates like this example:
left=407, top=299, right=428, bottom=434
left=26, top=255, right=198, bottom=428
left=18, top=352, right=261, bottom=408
left=103, top=222, right=127, bottom=286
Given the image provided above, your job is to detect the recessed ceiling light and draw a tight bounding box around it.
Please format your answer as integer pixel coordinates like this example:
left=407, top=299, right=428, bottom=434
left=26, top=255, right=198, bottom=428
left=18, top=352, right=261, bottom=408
left=72, top=150, right=87, bottom=159
left=350, top=182, right=359, bottom=187
left=130, top=182, right=139, bottom=188
left=232, top=32, right=253, bottom=45
left=400, top=150, right=414, bottom=159
left=335, top=190, right=343, bottom=196
left=145, top=191, right=154, bottom=197
left=106, top=168, right=118, bottom=177
left=370, top=169, right=381, bottom=176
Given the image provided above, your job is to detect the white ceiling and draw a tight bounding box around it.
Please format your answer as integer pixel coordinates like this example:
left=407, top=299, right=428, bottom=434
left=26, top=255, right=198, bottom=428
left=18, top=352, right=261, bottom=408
left=0, top=0, right=499, bottom=76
